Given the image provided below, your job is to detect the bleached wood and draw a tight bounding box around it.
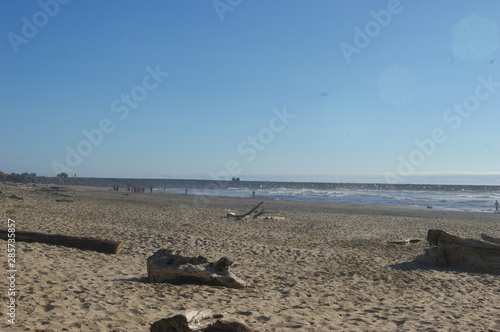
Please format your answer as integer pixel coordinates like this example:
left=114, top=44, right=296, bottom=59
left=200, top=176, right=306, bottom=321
left=147, top=250, right=246, bottom=289
left=417, top=230, right=500, bottom=273
left=389, top=239, right=421, bottom=245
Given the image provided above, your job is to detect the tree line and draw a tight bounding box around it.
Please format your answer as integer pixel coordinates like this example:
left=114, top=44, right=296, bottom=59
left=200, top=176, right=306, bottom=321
left=0, top=171, right=69, bottom=184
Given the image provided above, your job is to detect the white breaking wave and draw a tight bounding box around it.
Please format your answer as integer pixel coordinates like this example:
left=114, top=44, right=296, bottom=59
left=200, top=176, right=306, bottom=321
left=157, top=187, right=500, bottom=213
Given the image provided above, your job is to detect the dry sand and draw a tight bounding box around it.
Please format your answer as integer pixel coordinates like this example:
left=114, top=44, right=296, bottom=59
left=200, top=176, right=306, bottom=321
left=0, top=183, right=499, bottom=331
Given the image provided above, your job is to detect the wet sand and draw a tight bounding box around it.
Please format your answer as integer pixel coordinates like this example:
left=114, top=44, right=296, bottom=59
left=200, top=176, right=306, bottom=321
left=1, top=183, right=499, bottom=331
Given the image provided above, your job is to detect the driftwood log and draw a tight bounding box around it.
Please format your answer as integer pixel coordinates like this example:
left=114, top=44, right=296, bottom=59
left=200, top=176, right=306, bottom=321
left=56, top=197, right=75, bottom=202
left=388, top=238, right=421, bottom=245
left=150, top=309, right=253, bottom=332
left=226, top=202, right=265, bottom=220
left=0, top=230, right=124, bottom=254
left=147, top=250, right=246, bottom=289
left=417, top=230, right=500, bottom=273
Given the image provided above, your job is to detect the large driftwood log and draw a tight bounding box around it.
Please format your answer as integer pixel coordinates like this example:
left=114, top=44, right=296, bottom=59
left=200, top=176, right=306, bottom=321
left=150, top=309, right=253, bottom=332
left=417, top=230, right=500, bottom=273
left=147, top=250, right=246, bottom=288
left=0, top=230, right=124, bottom=254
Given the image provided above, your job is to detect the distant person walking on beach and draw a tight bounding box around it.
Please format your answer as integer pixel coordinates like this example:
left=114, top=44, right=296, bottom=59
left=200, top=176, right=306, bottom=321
left=495, top=200, right=499, bottom=214
left=252, top=190, right=256, bottom=198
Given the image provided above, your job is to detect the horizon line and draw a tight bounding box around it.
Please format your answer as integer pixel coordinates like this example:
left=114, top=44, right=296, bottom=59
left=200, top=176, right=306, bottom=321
left=23, top=174, right=500, bottom=187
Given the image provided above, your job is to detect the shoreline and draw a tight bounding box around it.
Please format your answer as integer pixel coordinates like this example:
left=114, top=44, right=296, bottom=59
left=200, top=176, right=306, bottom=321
left=9, top=179, right=499, bottom=212
left=1, top=183, right=499, bottom=331
left=153, top=187, right=497, bottom=215
left=153, top=183, right=499, bottom=212
left=15, top=175, right=500, bottom=192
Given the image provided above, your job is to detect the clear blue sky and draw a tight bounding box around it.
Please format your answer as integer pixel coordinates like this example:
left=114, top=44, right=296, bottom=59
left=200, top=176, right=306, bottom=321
left=1, top=0, right=499, bottom=184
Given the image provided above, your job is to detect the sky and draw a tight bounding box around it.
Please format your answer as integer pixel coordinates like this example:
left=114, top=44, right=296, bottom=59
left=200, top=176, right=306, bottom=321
left=1, top=0, right=499, bottom=184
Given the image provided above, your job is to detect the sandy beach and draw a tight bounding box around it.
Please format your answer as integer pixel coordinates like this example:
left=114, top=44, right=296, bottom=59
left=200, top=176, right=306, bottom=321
left=1, top=183, right=499, bottom=331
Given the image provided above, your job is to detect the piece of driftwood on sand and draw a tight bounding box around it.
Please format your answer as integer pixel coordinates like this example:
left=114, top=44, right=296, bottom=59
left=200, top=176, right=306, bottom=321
left=56, top=197, right=75, bottom=202
left=226, top=202, right=265, bottom=220
left=0, top=230, right=124, bottom=254
left=147, top=250, right=246, bottom=289
left=417, top=229, right=500, bottom=273
left=150, top=309, right=254, bottom=332
left=388, top=238, right=421, bottom=245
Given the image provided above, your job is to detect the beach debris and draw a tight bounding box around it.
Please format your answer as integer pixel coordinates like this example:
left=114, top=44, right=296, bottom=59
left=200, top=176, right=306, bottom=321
left=416, top=229, right=500, bottom=273
left=0, top=230, right=124, bottom=254
left=388, top=238, right=421, bottom=245
left=263, top=216, right=285, bottom=221
left=56, top=197, right=75, bottom=202
left=35, top=186, right=68, bottom=194
left=9, top=195, right=23, bottom=200
left=226, top=202, right=265, bottom=220
left=37, top=186, right=67, bottom=192
left=150, top=309, right=254, bottom=332
left=50, top=186, right=65, bottom=190
left=147, top=250, right=246, bottom=289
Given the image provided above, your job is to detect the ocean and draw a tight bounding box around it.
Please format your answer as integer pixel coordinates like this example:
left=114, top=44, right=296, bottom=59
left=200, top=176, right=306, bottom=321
left=158, top=186, right=500, bottom=213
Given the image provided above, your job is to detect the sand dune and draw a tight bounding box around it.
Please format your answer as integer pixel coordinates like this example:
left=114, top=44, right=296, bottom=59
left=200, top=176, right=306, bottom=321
left=1, top=184, right=499, bottom=331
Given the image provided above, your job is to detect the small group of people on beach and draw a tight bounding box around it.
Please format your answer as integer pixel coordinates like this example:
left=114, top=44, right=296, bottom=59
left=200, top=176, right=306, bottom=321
left=127, top=186, right=145, bottom=193
left=115, top=186, right=154, bottom=193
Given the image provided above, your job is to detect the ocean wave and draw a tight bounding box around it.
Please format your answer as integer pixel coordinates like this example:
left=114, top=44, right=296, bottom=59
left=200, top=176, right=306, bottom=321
left=159, top=187, right=496, bottom=213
